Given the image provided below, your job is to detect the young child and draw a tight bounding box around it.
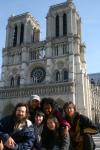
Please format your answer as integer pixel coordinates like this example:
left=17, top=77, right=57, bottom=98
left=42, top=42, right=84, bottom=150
left=41, top=115, right=70, bottom=150
left=33, top=111, right=45, bottom=150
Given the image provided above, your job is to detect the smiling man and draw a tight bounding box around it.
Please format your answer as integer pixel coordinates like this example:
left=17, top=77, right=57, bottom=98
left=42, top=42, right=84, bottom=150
left=0, top=102, right=36, bottom=150
left=28, top=95, right=41, bottom=124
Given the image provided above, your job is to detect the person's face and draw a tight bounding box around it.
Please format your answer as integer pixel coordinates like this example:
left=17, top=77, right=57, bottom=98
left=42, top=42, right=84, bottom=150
left=47, top=119, right=56, bottom=130
left=65, top=104, right=75, bottom=117
left=43, top=104, right=53, bottom=115
left=15, top=106, right=27, bottom=121
left=35, top=115, right=44, bottom=126
left=31, top=99, right=40, bottom=109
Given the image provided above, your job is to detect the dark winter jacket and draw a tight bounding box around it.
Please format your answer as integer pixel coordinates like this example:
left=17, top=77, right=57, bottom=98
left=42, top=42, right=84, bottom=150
left=0, top=115, right=36, bottom=150
left=65, top=112, right=98, bottom=150
left=41, top=126, right=70, bottom=150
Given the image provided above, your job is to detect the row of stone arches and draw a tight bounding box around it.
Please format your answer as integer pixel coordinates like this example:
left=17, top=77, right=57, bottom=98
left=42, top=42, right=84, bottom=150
left=9, top=68, right=68, bottom=87
left=56, top=13, right=67, bottom=37
left=55, top=69, right=68, bottom=82
left=13, top=23, right=24, bottom=47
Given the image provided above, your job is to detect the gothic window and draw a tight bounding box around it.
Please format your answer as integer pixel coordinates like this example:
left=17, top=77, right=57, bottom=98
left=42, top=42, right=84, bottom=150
left=30, top=50, right=40, bottom=60
left=31, top=67, right=46, bottom=83
left=18, top=53, right=22, bottom=62
left=63, top=13, right=67, bottom=35
left=55, top=45, right=58, bottom=56
left=10, top=77, right=14, bottom=87
left=13, top=25, right=17, bottom=47
left=16, top=76, right=20, bottom=86
left=54, top=45, right=58, bottom=56
left=30, top=51, right=32, bottom=60
left=30, top=51, right=36, bottom=60
left=63, top=70, right=68, bottom=81
left=63, top=44, right=68, bottom=54
left=20, top=23, right=24, bottom=45
left=55, top=71, right=60, bottom=82
left=91, top=78, right=95, bottom=86
left=56, top=15, right=59, bottom=37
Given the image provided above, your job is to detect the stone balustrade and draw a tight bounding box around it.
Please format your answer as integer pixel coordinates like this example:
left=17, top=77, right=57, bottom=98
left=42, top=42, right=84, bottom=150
left=0, top=82, right=74, bottom=99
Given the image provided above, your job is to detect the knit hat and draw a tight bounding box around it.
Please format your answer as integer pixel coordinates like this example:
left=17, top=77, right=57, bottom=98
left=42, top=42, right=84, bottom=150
left=31, top=95, right=41, bottom=102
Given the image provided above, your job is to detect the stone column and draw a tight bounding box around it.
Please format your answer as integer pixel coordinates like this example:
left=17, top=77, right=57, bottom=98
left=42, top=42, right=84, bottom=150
left=6, top=24, right=14, bottom=47
left=2, top=50, right=8, bottom=66
left=5, top=24, right=10, bottom=48
left=24, top=22, right=28, bottom=44
left=45, top=42, right=53, bottom=83
left=20, top=47, right=28, bottom=85
left=68, top=38, right=74, bottom=81
left=17, top=23, right=21, bottom=45
left=5, top=23, right=14, bottom=47
left=67, top=9, right=73, bottom=34
left=10, top=25, right=14, bottom=47
left=46, top=14, right=53, bottom=39
left=1, top=66, right=7, bottom=81
left=84, top=74, right=92, bottom=118
left=68, top=37, right=75, bottom=103
left=73, top=37, right=85, bottom=114
left=46, top=42, right=52, bottom=57
left=46, top=59, right=53, bottom=83
left=59, top=44, right=62, bottom=56
left=80, top=44, right=86, bottom=71
left=72, top=9, right=77, bottom=35
left=77, top=18, right=81, bottom=38
left=20, top=63, right=27, bottom=85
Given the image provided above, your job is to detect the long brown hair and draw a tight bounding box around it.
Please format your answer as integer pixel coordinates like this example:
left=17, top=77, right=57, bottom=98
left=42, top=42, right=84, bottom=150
left=47, top=115, right=59, bottom=129
left=63, top=101, right=76, bottom=112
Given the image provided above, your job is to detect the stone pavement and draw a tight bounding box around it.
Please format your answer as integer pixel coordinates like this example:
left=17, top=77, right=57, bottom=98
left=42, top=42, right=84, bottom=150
left=93, top=133, right=100, bottom=150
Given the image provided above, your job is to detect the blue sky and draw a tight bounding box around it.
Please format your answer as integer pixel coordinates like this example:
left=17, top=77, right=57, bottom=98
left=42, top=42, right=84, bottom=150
left=0, top=0, right=100, bottom=76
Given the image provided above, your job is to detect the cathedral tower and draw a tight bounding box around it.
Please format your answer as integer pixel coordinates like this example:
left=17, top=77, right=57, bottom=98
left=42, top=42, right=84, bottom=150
left=0, top=0, right=92, bottom=118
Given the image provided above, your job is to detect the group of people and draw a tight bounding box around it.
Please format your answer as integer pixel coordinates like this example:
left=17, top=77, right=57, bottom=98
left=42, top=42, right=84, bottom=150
left=0, top=95, right=98, bottom=150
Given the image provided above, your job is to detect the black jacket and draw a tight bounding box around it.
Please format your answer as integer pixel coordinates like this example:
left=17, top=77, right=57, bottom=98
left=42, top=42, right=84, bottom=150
left=65, top=112, right=98, bottom=150
left=41, top=126, right=70, bottom=150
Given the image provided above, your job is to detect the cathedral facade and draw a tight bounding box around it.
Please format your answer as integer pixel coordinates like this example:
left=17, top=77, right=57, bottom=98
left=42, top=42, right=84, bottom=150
left=0, top=0, right=92, bottom=118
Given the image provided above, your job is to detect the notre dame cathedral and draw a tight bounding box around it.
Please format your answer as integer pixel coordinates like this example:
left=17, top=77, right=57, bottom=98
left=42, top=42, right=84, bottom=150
left=0, top=0, right=92, bottom=118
